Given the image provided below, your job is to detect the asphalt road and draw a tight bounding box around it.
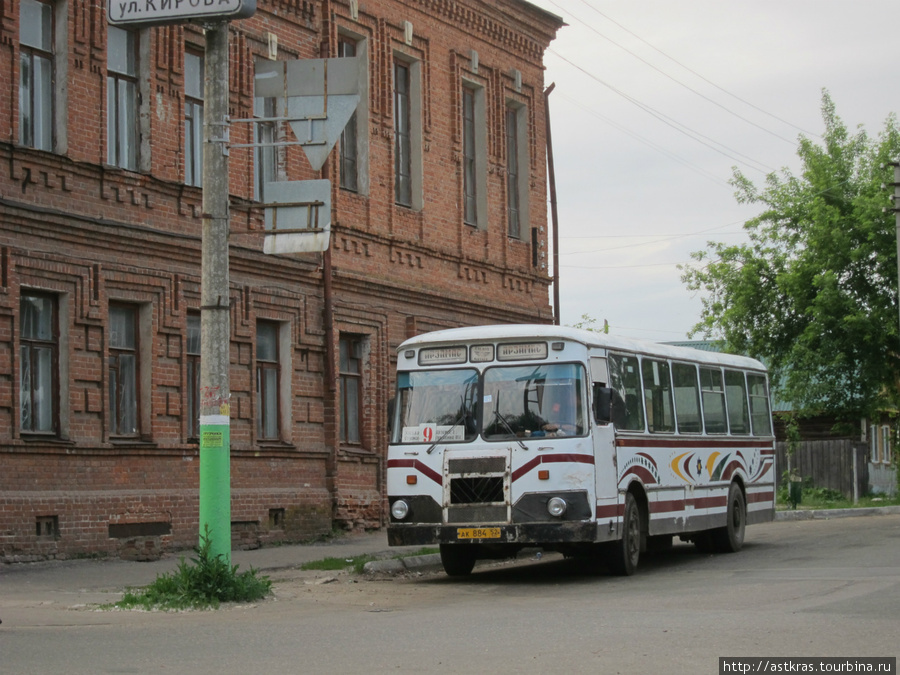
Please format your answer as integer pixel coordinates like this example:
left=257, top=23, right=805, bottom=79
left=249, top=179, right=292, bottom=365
left=2, top=515, right=899, bottom=674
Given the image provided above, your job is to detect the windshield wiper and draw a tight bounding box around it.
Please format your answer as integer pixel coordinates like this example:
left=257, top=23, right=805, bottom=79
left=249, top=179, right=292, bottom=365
left=492, top=391, right=526, bottom=450
left=426, top=396, right=469, bottom=454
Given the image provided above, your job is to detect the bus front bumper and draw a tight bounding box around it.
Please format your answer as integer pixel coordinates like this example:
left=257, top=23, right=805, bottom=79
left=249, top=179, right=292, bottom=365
left=387, top=522, right=599, bottom=547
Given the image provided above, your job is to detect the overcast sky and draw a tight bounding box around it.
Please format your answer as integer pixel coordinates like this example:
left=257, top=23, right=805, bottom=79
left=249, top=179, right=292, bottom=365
left=523, top=0, right=899, bottom=341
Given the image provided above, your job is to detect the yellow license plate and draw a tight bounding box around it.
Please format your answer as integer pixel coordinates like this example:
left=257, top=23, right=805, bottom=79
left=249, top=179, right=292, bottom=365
left=457, top=527, right=501, bottom=539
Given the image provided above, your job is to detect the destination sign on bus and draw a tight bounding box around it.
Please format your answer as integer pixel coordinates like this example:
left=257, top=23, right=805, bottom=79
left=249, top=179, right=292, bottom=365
left=418, top=346, right=467, bottom=366
left=497, top=342, right=548, bottom=361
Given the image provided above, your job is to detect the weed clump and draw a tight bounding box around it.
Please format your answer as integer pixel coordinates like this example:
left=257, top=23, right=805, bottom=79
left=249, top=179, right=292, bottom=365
left=113, top=528, right=271, bottom=611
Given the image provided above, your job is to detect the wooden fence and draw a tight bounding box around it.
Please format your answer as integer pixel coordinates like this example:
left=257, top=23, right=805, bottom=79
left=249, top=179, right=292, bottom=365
left=775, top=439, right=869, bottom=500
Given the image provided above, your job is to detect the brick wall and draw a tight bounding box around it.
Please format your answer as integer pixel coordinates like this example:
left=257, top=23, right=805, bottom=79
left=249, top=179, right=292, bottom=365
left=0, top=0, right=562, bottom=560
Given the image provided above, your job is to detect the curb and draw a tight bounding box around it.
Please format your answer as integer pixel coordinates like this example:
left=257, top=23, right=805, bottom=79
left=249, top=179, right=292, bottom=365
left=362, top=553, right=443, bottom=575
left=775, top=505, right=900, bottom=521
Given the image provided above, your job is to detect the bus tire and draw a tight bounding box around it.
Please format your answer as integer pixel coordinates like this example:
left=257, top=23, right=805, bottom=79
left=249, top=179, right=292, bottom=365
left=712, top=482, right=746, bottom=553
left=608, top=492, right=642, bottom=576
left=440, top=544, right=477, bottom=577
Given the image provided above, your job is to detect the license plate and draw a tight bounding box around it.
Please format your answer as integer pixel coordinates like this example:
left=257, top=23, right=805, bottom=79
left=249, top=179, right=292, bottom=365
left=457, top=527, right=501, bottom=540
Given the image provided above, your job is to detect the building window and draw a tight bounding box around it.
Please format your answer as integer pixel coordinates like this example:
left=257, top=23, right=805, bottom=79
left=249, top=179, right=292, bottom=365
left=107, top=26, right=139, bottom=170
left=256, top=321, right=280, bottom=440
left=19, top=0, right=54, bottom=151
left=186, top=313, right=201, bottom=440
left=339, top=37, right=359, bottom=193
left=184, top=50, right=204, bottom=187
left=462, top=87, right=477, bottom=225
left=339, top=337, right=363, bottom=444
left=253, top=66, right=278, bottom=202
left=462, top=82, right=487, bottom=228
left=20, top=291, right=58, bottom=434
left=394, top=61, right=411, bottom=207
left=506, top=106, right=520, bottom=238
left=109, top=304, right=140, bottom=436
left=881, top=425, right=891, bottom=464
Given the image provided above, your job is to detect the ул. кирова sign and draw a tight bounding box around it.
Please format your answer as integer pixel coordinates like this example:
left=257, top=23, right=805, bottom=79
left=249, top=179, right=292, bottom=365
left=107, top=0, right=256, bottom=26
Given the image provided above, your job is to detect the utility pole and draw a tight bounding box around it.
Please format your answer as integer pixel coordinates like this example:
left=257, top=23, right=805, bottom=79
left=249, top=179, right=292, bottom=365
left=199, top=21, right=233, bottom=565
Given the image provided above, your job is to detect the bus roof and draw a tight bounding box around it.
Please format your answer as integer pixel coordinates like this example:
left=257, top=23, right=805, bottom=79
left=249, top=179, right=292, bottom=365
left=398, top=324, right=767, bottom=372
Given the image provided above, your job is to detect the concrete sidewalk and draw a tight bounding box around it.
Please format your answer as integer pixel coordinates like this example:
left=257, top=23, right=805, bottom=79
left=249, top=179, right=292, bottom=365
left=0, top=530, right=426, bottom=614
left=3, top=505, right=899, bottom=616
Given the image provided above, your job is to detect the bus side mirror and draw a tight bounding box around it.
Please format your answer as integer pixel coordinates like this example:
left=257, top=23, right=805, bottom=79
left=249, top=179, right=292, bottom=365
left=594, top=386, right=613, bottom=424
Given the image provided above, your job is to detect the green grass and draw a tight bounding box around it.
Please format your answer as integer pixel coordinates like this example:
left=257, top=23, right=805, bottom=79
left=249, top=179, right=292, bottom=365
left=776, top=483, right=900, bottom=510
left=300, top=547, right=439, bottom=575
left=109, top=527, right=272, bottom=611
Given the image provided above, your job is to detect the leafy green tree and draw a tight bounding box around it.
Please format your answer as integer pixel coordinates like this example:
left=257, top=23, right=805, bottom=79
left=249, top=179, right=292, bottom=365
left=681, top=92, right=900, bottom=421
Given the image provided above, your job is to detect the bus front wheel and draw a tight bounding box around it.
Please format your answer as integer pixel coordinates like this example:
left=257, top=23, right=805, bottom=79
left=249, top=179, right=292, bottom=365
left=440, top=544, right=477, bottom=576
left=608, top=492, right=642, bottom=576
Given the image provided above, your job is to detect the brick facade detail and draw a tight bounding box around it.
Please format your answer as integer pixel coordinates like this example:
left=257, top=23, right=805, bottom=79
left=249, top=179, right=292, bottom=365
left=0, top=0, right=562, bottom=560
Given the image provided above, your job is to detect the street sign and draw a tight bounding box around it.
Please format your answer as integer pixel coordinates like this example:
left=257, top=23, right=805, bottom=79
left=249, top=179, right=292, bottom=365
left=107, top=0, right=256, bottom=27
left=254, top=58, right=360, bottom=171
left=263, top=180, right=331, bottom=254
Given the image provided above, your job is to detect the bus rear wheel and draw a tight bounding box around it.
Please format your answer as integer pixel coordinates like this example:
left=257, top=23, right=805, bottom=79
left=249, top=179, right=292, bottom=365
left=712, top=483, right=746, bottom=553
left=607, top=492, right=642, bottom=576
left=440, top=544, right=477, bottom=576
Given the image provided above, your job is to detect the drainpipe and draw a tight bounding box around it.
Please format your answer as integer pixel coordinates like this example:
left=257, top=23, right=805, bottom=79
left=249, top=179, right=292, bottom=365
left=544, top=83, right=561, bottom=326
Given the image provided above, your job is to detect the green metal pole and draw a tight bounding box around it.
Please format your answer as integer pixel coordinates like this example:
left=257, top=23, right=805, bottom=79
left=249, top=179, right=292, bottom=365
left=199, top=21, right=232, bottom=564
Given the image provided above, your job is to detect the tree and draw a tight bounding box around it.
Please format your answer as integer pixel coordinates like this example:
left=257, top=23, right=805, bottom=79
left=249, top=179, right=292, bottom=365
left=681, top=92, right=900, bottom=421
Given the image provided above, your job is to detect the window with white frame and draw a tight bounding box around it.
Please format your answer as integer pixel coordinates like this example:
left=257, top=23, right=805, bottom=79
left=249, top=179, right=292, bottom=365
left=881, top=425, right=891, bottom=464
left=338, top=36, right=359, bottom=193
left=20, top=291, right=58, bottom=435
left=394, top=60, right=411, bottom=207
left=253, top=59, right=278, bottom=202
left=462, top=83, right=487, bottom=228
left=19, top=0, right=55, bottom=151
left=256, top=321, right=281, bottom=441
left=505, top=103, right=529, bottom=239
left=184, top=50, right=204, bottom=187
left=871, top=423, right=880, bottom=463
left=109, top=303, right=140, bottom=436
left=339, top=336, right=364, bottom=445
left=393, top=57, right=422, bottom=210
left=107, top=26, right=139, bottom=170
left=505, top=105, right=520, bottom=238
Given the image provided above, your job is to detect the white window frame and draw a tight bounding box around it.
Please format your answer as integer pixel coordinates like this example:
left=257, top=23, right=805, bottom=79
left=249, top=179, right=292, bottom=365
left=184, top=49, right=204, bottom=187
left=505, top=101, right=529, bottom=239
left=461, top=81, right=487, bottom=229
left=393, top=55, right=423, bottom=211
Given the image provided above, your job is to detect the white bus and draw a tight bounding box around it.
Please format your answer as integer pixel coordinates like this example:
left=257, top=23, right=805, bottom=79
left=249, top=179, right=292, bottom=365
left=387, top=325, right=776, bottom=576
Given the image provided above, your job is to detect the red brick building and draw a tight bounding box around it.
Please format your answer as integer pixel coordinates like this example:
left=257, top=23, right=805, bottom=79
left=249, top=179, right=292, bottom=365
left=0, top=0, right=563, bottom=560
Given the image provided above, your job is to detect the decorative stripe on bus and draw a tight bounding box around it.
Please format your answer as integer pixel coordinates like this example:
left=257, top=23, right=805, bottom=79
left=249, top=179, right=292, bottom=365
left=386, top=459, right=442, bottom=485
left=616, top=437, right=774, bottom=450
left=510, top=453, right=595, bottom=482
left=597, top=489, right=774, bottom=519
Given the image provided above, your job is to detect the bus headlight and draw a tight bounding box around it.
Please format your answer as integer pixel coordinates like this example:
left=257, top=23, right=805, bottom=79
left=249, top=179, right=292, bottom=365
left=547, top=497, right=567, bottom=518
left=391, top=499, right=410, bottom=521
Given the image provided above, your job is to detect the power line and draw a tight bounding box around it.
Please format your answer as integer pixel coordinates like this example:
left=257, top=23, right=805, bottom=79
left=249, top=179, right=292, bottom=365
left=548, top=48, right=776, bottom=175
left=573, top=0, right=822, bottom=140
left=543, top=0, right=799, bottom=147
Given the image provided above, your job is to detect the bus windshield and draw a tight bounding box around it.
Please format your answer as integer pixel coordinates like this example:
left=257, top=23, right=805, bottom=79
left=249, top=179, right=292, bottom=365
left=483, top=363, right=586, bottom=439
left=393, top=369, right=479, bottom=444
